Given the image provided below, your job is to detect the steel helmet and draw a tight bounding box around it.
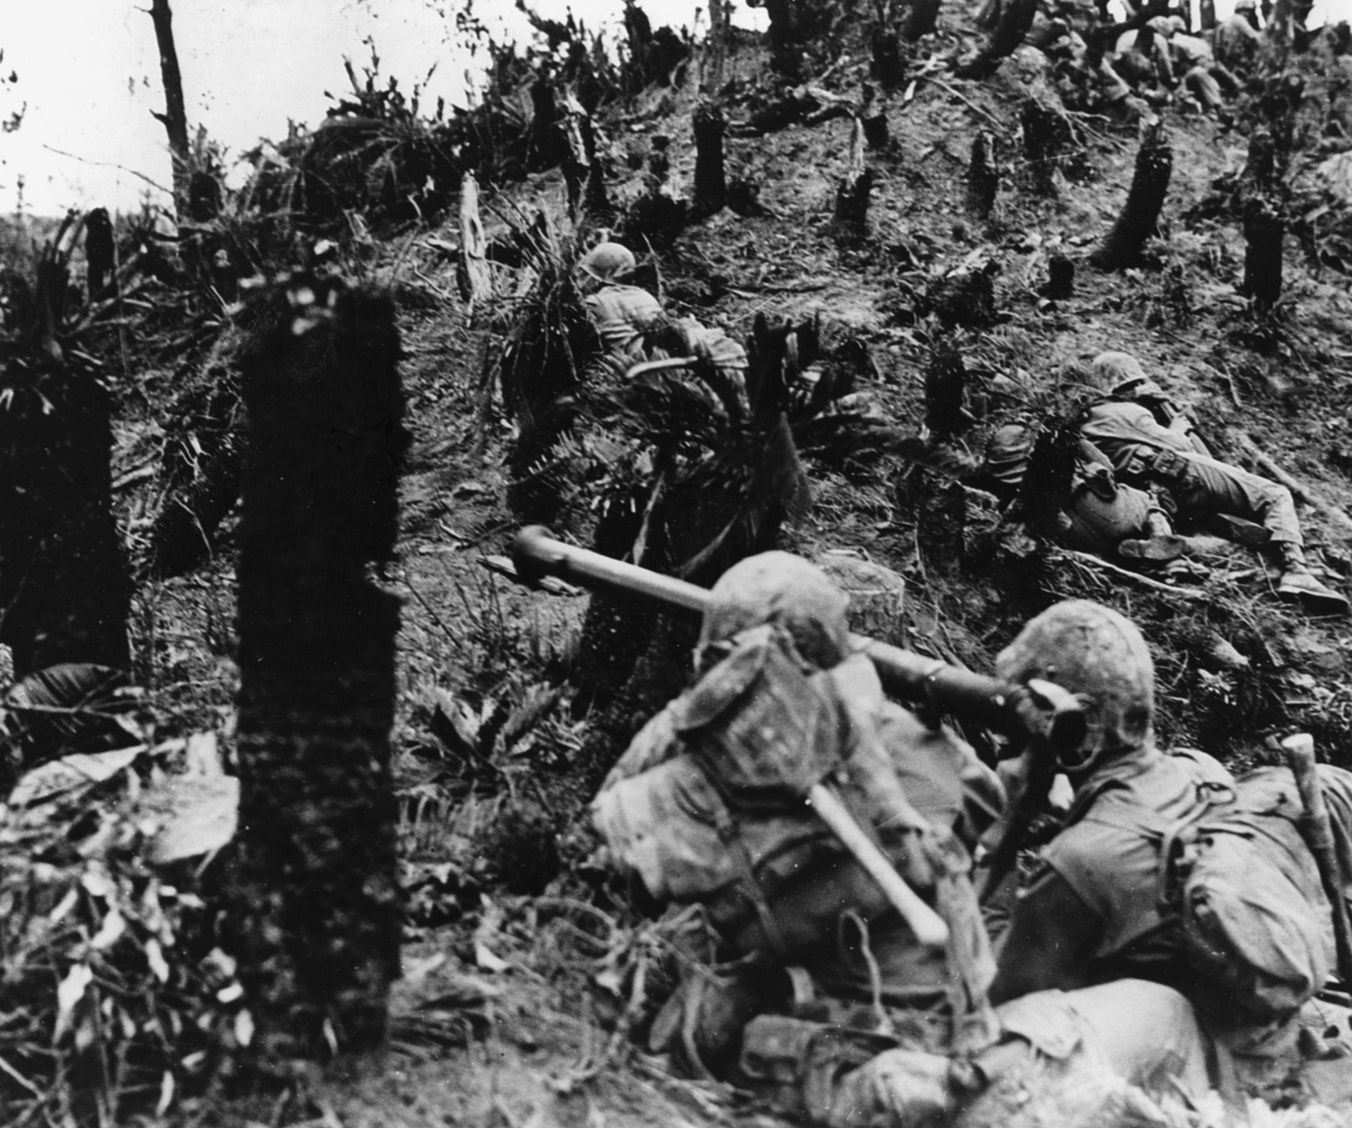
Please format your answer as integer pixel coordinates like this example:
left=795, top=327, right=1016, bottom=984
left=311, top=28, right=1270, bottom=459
left=578, top=241, right=636, bottom=286
left=995, top=599, right=1155, bottom=775
left=1089, top=351, right=1152, bottom=396
left=984, top=423, right=1036, bottom=488
left=697, top=552, right=849, bottom=671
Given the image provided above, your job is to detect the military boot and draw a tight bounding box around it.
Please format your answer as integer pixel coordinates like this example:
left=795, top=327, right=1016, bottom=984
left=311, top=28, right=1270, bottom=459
left=1118, top=511, right=1187, bottom=565
left=1277, top=545, right=1351, bottom=616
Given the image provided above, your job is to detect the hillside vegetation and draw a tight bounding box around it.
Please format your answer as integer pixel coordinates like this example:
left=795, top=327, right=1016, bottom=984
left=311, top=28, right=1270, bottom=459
left=6, top=2, right=1352, bottom=1125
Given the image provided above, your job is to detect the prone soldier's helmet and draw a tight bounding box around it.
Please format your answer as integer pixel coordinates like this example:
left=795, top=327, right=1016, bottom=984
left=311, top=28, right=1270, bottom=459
left=1089, top=351, right=1151, bottom=396
left=578, top=241, right=637, bottom=287
left=697, top=552, right=849, bottom=671
left=984, top=423, right=1035, bottom=490
left=995, top=599, right=1155, bottom=776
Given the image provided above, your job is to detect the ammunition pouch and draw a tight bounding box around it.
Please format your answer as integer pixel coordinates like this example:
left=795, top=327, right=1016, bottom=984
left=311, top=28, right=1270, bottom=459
left=1122, top=445, right=1189, bottom=483
left=738, top=1014, right=903, bottom=1123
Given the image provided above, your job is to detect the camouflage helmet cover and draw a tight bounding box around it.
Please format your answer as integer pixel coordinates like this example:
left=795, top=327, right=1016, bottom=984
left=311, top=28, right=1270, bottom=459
left=984, top=423, right=1036, bottom=487
left=995, top=599, right=1155, bottom=773
left=578, top=241, right=637, bottom=285
left=698, top=552, right=850, bottom=670
left=1089, top=351, right=1151, bottom=393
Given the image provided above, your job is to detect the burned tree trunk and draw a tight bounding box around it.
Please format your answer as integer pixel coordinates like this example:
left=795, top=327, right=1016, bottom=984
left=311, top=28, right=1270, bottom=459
left=561, top=93, right=591, bottom=220
left=1241, top=129, right=1285, bottom=314
left=861, top=85, right=890, bottom=150
left=1198, top=0, right=1217, bottom=29
left=902, top=0, right=942, bottom=42
left=1021, top=98, right=1069, bottom=195
left=834, top=119, right=874, bottom=238
left=147, top=0, right=191, bottom=217
left=85, top=208, right=114, bottom=300
left=1089, top=120, right=1172, bottom=271
left=965, top=131, right=1000, bottom=219
left=227, top=275, right=403, bottom=1066
left=0, top=360, right=129, bottom=678
left=872, top=25, right=905, bottom=86
left=1041, top=253, right=1075, bottom=299
left=528, top=71, right=565, bottom=171
left=693, top=98, right=727, bottom=218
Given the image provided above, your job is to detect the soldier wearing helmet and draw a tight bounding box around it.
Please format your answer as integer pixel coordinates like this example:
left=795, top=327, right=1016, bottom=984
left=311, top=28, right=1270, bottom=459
left=987, top=600, right=1235, bottom=1004
left=981, top=422, right=1186, bottom=564
left=1215, top=0, right=1262, bottom=71
left=575, top=239, right=666, bottom=366
left=591, top=550, right=1002, bottom=1073
left=1078, top=351, right=1349, bottom=614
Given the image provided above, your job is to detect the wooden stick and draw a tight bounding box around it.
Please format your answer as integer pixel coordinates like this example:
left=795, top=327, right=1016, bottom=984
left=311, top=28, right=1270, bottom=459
left=1282, top=733, right=1352, bottom=986
left=1059, top=549, right=1208, bottom=599
left=1234, top=431, right=1352, bottom=540
left=808, top=781, right=950, bottom=947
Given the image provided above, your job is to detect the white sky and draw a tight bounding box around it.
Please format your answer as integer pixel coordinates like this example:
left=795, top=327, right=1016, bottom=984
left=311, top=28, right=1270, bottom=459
left=0, top=0, right=718, bottom=217
left=0, top=0, right=1348, bottom=218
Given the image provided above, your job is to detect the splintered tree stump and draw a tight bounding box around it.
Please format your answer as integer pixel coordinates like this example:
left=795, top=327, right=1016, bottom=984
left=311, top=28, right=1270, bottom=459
left=903, top=0, right=942, bottom=41
left=1199, top=0, right=1217, bottom=28
left=965, top=131, right=1000, bottom=219
left=693, top=98, right=727, bottom=218
left=581, top=114, right=613, bottom=222
left=1042, top=252, right=1076, bottom=299
left=0, top=361, right=129, bottom=677
left=528, top=73, right=565, bottom=171
left=1021, top=97, right=1069, bottom=194
left=85, top=208, right=115, bottom=299
left=229, top=275, right=403, bottom=1065
left=1089, top=120, right=1172, bottom=271
left=871, top=26, right=905, bottom=87
left=924, top=339, right=969, bottom=441
left=834, top=118, right=874, bottom=237
left=861, top=85, right=890, bottom=150
left=1243, top=195, right=1285, bottom=313
left=928, top=267, right=1000, bottom=327
left=457, top=172, right=492, bottom=308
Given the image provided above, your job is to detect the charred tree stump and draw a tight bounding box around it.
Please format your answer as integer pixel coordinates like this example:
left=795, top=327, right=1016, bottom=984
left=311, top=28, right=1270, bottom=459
left=1089, top=120, right=1172, bottom=271
left=457, top=172, right=492, bottom=309
left=228, top=275, right=403, bottom=1066
left=1198, top=0, right=1217, bottom=29
left=924, top=339, right=969, bottom=442
left=85, top=208, right=114, bottom=300
left=1241, top=130, right=1285, bottom=315
left=1021, top=98, right=1067, bottom=195
left=926, top=263, right=1001, bottom=327
left=861, top=85, right=890, bottom=149
left=834, top=119, right=874, bottom=239
left=871, top=26, right=905, bottom=87
left=0, top=361, right=130, bottom=678
left=1041, top=253, right=1076, bottom=299
left=580, top=114, right=613, bottom=223
left=693, top=98, right=727, bottom=218
left=528, top=71, right=565, bottom=171
left=965, top=131, right=1000, bottom=219
left=902, top=0, right=942, bottom=42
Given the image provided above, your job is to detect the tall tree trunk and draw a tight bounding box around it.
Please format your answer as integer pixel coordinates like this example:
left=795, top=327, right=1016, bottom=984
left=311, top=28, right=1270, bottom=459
left=148, top=0, right=191, bottom=217
left=965, top=131, right=1000, bottom=219
left=1089, top=120, right=1172, bottom=270
left=0, top=361, right=130, bottom=677
left=693, top=98, right=727, bottom=218
left=227, top=275, right=404, bottom=1066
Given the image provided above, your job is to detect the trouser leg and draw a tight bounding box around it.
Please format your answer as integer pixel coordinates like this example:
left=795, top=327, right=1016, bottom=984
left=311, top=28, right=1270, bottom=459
left=1174, top=453, right=1303, bottom=548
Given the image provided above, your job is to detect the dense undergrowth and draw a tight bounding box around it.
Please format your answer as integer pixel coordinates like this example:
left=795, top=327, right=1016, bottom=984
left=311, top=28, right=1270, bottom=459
left=5, top=1, right=1352, bottom=1124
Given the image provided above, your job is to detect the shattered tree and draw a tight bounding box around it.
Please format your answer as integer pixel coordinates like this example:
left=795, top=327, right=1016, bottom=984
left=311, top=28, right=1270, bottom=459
left=147, top=0, right=192, bottom=217
left=227, top=277, right=404, bottom=1064
left=1090, top=120, right=1172, bottom=271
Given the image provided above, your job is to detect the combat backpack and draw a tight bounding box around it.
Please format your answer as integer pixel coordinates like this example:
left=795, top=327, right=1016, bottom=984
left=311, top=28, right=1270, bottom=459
left=1160, top=766, right=1338, bottom=1024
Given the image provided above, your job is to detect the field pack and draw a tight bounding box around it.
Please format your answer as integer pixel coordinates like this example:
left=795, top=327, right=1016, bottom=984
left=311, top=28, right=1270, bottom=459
left=1161, top=765, right=1352, bottom=1024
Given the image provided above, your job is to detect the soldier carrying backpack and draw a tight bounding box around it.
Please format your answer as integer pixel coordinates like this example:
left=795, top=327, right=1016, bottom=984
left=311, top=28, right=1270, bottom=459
left=990, top=599, right=1352, bottom=1093
left=589, top=562, right=1246, bottom=1125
